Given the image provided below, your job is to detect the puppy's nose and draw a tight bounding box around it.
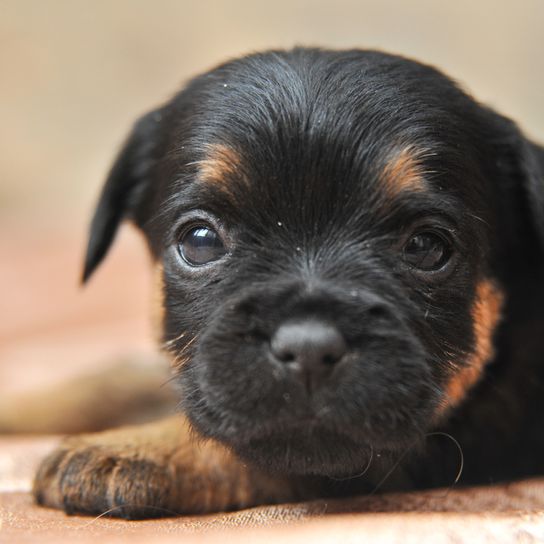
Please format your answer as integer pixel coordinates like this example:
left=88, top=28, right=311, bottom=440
left=271, top=320, right=347, bottom=388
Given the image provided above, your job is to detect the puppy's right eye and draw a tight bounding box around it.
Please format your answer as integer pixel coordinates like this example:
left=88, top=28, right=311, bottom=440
left=403, top=231, right=450, bottom=271
left=178, top=226, right=227, bottom=266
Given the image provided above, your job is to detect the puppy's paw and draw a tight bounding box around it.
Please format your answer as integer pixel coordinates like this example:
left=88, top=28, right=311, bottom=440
left=33, top=416, right=297, bottom=518
left=34, top=443, right=176, bottom=519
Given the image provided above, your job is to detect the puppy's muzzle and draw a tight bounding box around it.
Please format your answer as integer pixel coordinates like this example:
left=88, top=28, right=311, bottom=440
left=180, top=278, right=439, bottom=474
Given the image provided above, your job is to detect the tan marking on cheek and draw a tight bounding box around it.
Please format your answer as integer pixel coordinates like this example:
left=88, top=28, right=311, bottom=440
left=442, top=279, right=504, bottom=412
left=198, top=144, right=244, bottom=190
left=380, top=146, right=426, bottom=197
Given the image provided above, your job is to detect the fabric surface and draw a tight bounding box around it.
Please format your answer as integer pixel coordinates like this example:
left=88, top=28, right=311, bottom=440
left=2, top=435, right=544, bottom=543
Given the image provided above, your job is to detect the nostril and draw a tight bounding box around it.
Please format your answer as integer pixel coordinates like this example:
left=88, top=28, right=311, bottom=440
left=322, top=353, right=339, bottom=366
left=367, top=304, right=389, bottom=320
left=276, top=350, right=296, bottom=363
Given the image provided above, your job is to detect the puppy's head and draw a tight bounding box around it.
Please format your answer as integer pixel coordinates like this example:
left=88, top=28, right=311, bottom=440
left=83, top=49, right=544, bottom=477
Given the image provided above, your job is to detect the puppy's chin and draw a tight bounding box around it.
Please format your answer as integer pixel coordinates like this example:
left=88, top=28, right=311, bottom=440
left=183, top=382, right=435, bottom=477
left=191, top=412, right=426, bottom=477
left=231, top=427, right=375, bottom=477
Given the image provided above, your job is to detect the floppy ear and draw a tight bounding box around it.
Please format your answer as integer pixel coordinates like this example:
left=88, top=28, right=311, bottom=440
left=522, top=139, right=544, bottom=248
left=490, top=112, right=544, bottom=254
left=82, top=108, right=164, bottom=283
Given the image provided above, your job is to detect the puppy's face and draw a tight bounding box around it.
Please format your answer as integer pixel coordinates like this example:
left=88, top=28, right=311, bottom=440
left=83, top=49, right=544, bottom=477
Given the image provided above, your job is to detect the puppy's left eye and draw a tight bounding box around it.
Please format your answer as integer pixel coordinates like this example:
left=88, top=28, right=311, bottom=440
left=403, top=231, right=451, bottom=271
left=178, top=226, right=227, bottom=266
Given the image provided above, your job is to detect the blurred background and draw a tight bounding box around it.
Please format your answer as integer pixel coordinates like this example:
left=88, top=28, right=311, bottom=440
left=1, top=0, right=543, bottom=398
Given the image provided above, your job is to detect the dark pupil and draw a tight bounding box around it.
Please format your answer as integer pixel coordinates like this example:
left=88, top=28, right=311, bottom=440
left=180, top=227, right=226, bottom=266
left=404, top=233, right=447, bottom=271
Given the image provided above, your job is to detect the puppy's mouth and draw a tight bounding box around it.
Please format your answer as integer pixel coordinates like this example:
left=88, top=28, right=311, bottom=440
left=182, top=370, right=430, bottom=477
left=174, top=284, right=441, bottom=476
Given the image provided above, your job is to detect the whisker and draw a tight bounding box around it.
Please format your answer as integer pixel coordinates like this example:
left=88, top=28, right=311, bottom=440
left=327, top=446, right=374, bottom=481
left=80, top=504, right=182, bottom=526
left=162, top=330, right=187, bottom=349
left=425, top=431, right=464, bottom=496
left=166, top=334, right=200, bottom=370
left=159, top=373, right=179, bottom=389
left=369, top=440, right=418, bottom=496
left=369, top=431, right=464, bottom=497
left=183, top=335, right=199, bottom=350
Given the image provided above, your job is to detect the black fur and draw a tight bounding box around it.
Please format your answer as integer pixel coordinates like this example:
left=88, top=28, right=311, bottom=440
left=85, top=48, right=544, bottom=491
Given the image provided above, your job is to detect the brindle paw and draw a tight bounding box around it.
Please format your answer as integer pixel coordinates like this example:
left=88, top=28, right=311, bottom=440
left=33, top=441, right=177, bottom=519
left=33, top=417, right=301, bottom=518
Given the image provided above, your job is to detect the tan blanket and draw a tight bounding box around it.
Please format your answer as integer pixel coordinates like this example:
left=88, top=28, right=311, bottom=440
left=2, top=436, right=544, bottom=543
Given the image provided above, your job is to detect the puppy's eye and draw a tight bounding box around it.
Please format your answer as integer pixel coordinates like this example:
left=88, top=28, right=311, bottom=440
left=178, top=226, right=227, bottom=266
left=403, top=232, right=450, bottom=271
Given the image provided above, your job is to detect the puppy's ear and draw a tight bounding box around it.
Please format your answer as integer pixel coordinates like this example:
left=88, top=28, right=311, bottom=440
left=521, top=139, right=544, bottom=248
left=491, top=114, right=544, bottom=254
left=82, top=108, right=164, bottom=283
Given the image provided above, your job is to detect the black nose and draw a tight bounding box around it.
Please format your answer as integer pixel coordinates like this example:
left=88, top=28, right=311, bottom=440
left=270, top=320, right=347, bottom=389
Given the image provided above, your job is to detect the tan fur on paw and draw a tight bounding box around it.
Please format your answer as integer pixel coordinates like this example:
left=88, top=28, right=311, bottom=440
left=33, top=416, right=298, bottom=519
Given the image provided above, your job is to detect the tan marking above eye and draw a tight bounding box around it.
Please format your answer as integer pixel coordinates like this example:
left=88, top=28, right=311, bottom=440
left=197, top=144, right=245, bottom=190
left=438, top=279, right=504, bottom=417
left=380, top=145, right=427, bottom=196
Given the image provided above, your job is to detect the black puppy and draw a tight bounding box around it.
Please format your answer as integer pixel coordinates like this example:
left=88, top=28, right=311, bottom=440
left=34, top=48, right=544, bottom=519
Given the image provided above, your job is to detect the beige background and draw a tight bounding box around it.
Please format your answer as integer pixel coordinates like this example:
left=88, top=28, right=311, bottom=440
left=1, top=0, right=543, bottom=392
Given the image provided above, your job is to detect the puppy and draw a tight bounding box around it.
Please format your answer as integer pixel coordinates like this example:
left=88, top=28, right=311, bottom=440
left=34, top=48, right=544, bottom=519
